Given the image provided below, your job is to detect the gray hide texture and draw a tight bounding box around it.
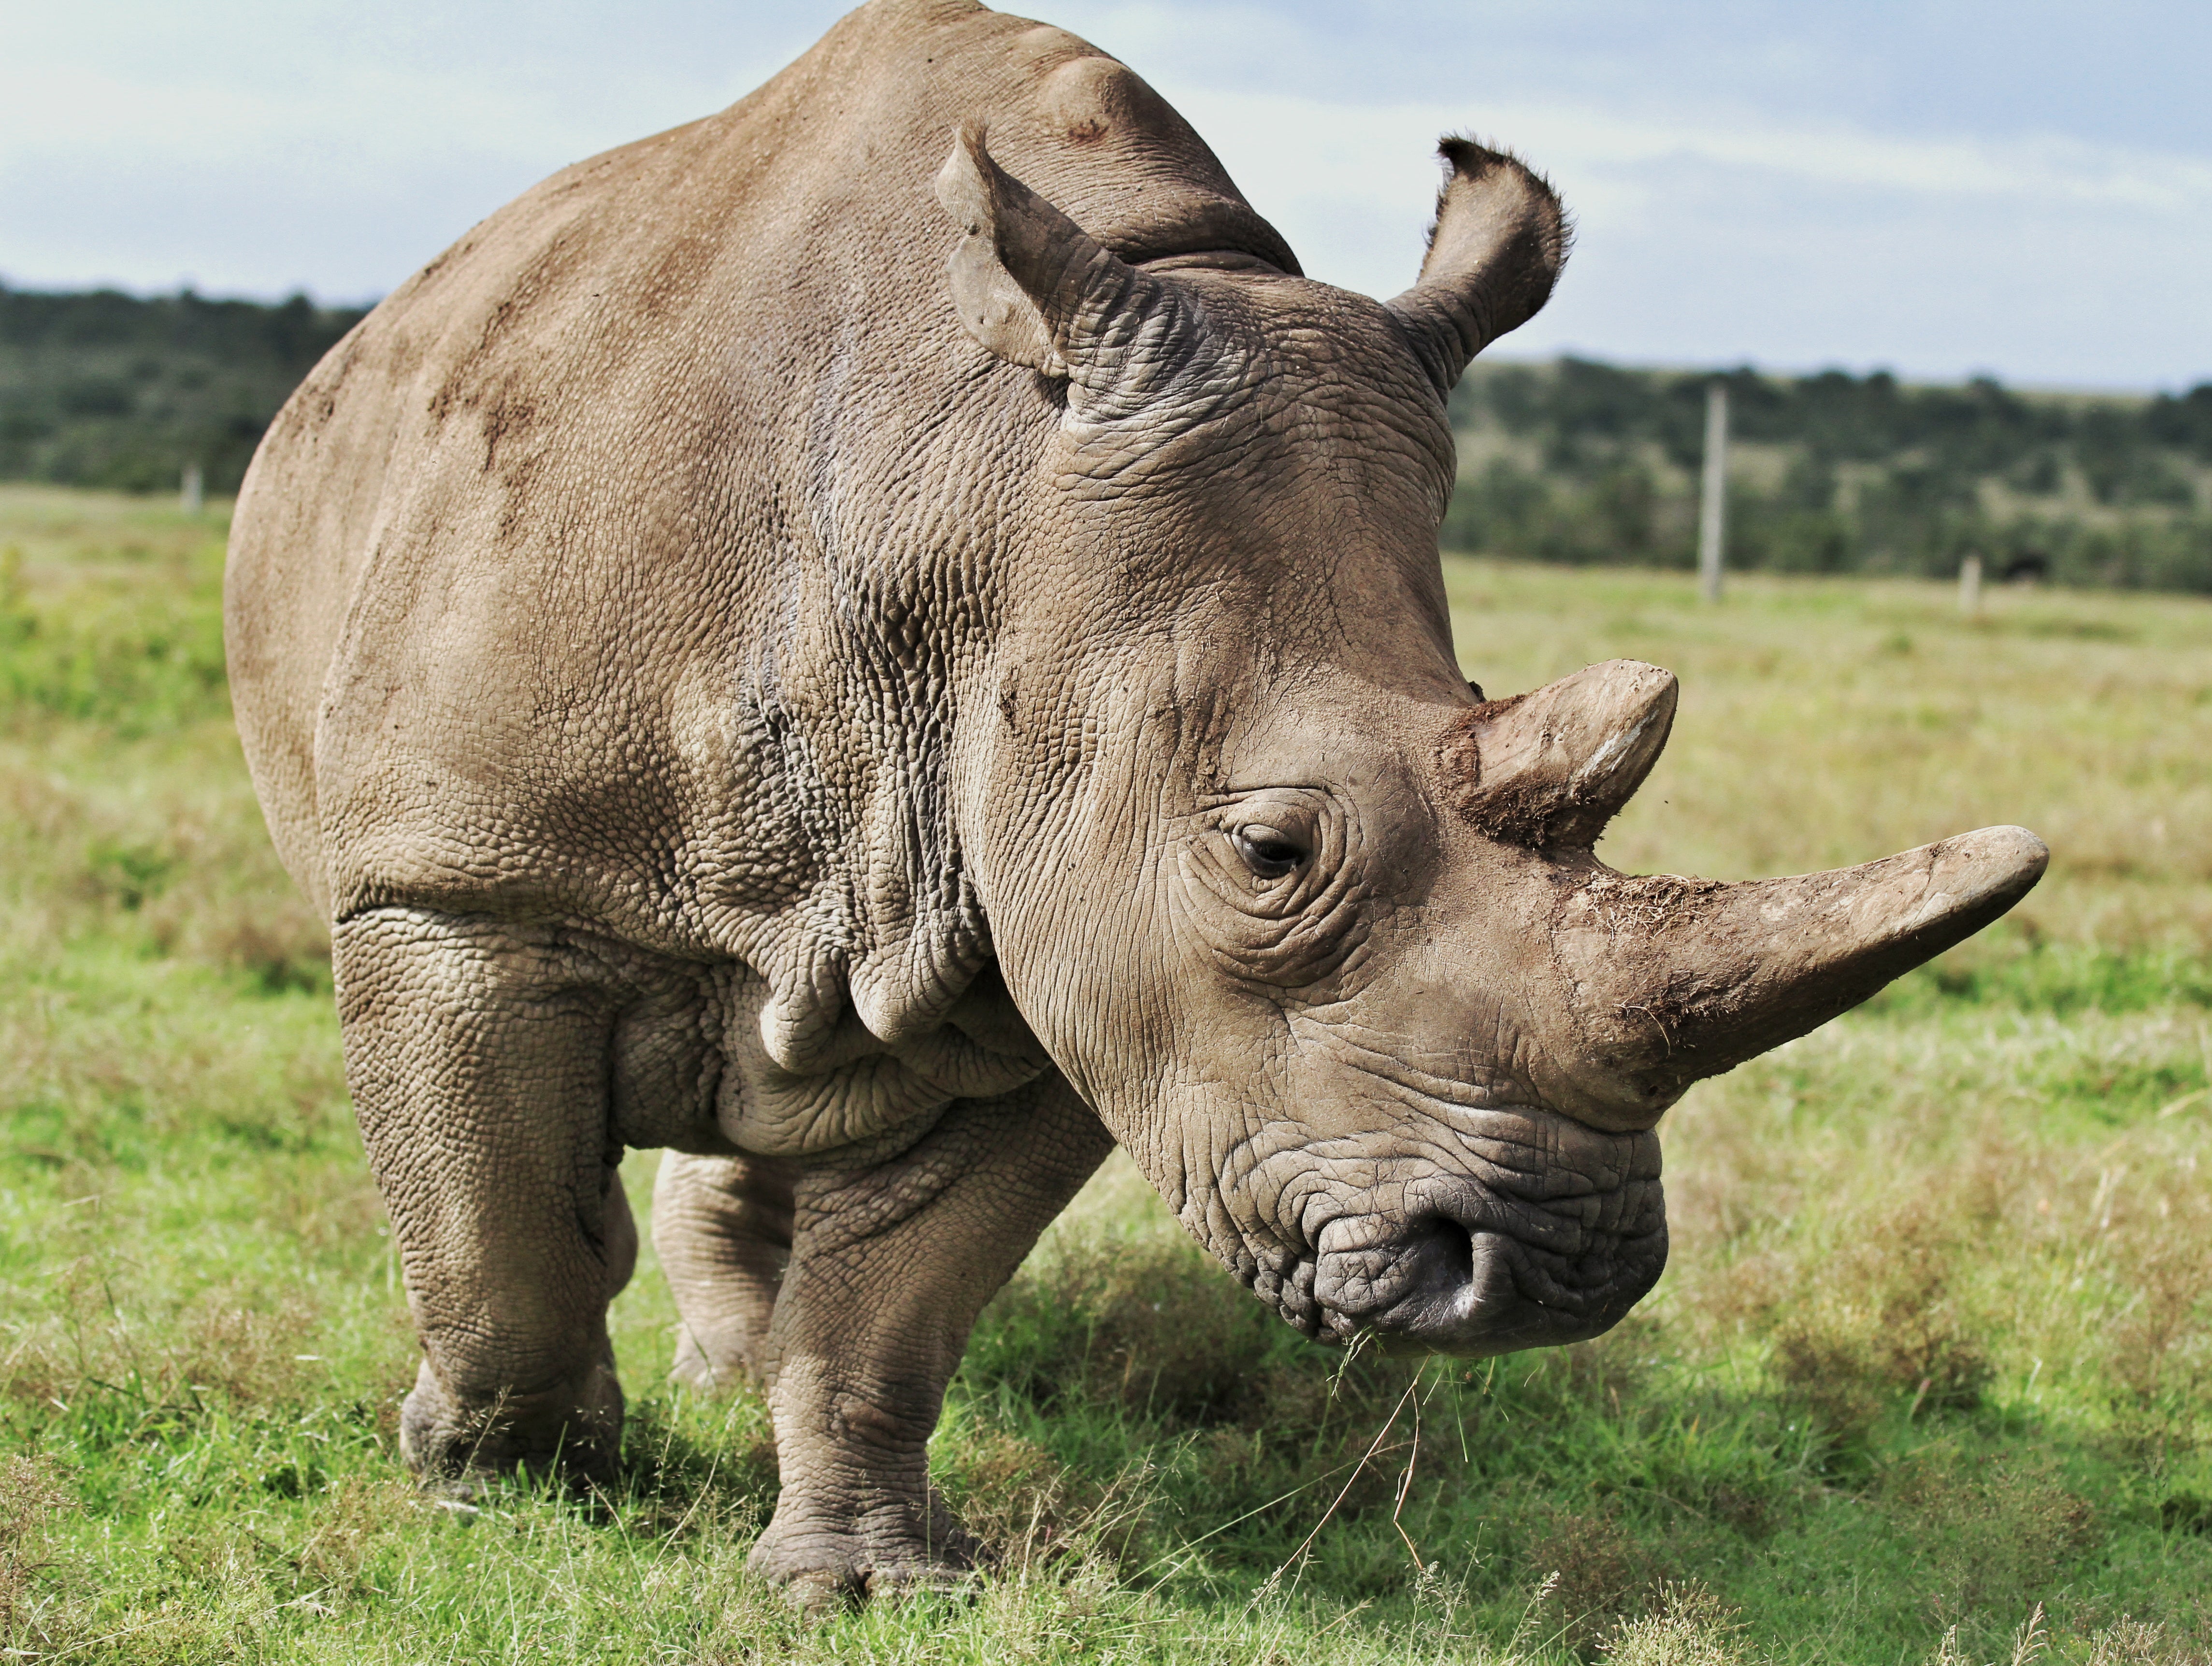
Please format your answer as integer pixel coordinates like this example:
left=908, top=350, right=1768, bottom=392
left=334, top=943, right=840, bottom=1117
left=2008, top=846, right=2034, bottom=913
left=224, top=0, right=2047, bottom=1602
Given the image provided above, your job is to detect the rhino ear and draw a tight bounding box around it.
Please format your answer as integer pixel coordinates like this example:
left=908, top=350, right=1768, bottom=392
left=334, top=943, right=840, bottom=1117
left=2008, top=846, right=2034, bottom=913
left=1386, top=139, right=1570, bottom=398
left=934, top=127, right=1214, bottom=414
left=934, top=126, right=1071, bottom=375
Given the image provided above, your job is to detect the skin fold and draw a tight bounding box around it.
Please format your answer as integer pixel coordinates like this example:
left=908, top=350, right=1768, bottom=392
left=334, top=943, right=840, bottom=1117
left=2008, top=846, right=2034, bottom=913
left=224, top=0, right=2046, bottom=1603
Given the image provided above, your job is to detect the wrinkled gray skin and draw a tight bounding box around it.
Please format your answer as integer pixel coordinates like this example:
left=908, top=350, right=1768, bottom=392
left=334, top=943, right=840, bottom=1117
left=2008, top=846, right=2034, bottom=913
left=225, top=0, right=2046, bottom=1603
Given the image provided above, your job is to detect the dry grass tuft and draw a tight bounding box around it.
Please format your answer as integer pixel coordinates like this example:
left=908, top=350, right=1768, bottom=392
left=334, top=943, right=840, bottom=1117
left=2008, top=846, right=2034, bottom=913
left=1521, top=1499, right=1678, bottom=1649
left=990, top=1226, right=1281, bottom=1426
left=0, top=1455, right=73, bottom=1652
left=287, top=1471, right=417, bottom=1595
left=1882, top=1456, right=2096, bottom=1624
left=1767, top=1196, right=1994, bottom=1445
left=1600, top=1580, right=1747, bottom=1666
left=938, top=1426, right=1104, bottom=1571
left=2083, top=1615, right=2212, bottom=1666
left=938, top=1427, right=1167, bottom=1577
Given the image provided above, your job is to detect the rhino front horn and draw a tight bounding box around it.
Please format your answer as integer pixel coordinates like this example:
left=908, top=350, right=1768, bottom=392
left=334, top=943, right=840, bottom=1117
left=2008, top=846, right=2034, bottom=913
left=1554, top=825, right=2050, bottom=1127
left=1447, top=660, right=1678, bottom=849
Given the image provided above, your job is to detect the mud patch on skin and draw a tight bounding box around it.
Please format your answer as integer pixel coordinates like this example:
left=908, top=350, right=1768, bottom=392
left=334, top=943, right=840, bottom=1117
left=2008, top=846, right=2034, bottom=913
left=1434, top=696, right=1521, bottom=830
left=1571, top=870, right=1731, bottom=934
left=1560, top=871, right=1733, bottom=1060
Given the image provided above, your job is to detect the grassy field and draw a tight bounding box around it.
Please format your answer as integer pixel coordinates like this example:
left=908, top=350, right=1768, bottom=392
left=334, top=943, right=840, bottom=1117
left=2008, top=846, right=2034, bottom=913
left=1, top=483, right=2209, bottom=1663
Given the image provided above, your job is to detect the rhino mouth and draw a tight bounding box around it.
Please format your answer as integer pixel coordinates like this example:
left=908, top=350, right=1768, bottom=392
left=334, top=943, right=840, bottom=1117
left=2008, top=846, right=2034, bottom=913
left=1247, top=1112, right=1667, bottom=1356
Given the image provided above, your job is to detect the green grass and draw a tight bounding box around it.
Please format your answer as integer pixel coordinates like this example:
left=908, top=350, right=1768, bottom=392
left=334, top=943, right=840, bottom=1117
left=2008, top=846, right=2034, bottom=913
left=3, top=483, right=2212, bottom=1662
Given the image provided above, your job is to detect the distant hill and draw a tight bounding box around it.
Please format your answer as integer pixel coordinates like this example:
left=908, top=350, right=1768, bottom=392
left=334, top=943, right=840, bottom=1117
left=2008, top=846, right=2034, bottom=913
left=0, top=284, right=367, bottom=495
left=4, top=284, right=2210, bottom=592
left=1447, top=358, right=2212, bottom=593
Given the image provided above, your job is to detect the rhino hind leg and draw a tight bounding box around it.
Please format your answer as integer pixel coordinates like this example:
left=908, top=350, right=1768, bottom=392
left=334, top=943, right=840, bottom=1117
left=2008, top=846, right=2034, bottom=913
left=750, top=1078, right=1111, bottom=1605
left=653, top=1150, right=795, bottom=1391
left=335, top=907, right=636, bottom=1486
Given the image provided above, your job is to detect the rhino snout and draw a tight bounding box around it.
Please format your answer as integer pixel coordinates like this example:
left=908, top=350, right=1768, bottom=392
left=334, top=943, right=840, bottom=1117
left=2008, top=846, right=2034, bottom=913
left=1306, top=1141, right=1667, bottom=1356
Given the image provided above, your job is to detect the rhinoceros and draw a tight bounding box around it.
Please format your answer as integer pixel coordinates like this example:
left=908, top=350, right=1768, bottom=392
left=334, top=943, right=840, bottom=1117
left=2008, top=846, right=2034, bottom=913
left=225, top=0, right=2045, bottom=1599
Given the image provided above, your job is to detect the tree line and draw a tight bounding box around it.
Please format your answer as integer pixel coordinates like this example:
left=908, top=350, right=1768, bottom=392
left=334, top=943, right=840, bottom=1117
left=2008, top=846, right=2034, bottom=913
left=1446, top=358, right=2212, bottom=593
left=4, top=284, right=2211, bottom=592
left=0, top=284, right=367, bottom=495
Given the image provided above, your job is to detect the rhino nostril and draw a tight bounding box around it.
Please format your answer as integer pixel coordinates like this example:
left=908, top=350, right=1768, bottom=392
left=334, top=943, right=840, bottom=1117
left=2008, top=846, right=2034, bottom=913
left=1415, top=1216, right=1474, bottom=1292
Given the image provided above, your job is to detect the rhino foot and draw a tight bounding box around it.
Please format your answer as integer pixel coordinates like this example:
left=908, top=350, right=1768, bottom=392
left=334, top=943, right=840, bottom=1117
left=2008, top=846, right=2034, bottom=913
left=669, top=1323, right=765, bottom=1395
left=655, top=1152, right=790, bottom=1396
left=748, top=1494, right=985, bottom=1610
left=397, top=1358, right=625, bottom=1488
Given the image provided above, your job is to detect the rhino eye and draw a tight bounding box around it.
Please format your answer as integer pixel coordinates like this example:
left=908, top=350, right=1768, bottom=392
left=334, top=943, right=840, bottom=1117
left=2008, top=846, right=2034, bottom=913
left=1232, top=824, right=1307, bottom=880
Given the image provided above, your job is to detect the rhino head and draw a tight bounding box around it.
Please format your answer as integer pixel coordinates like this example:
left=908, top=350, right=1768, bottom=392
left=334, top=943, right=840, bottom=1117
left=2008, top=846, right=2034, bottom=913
left=937, top=130, right=2045, bottom=1358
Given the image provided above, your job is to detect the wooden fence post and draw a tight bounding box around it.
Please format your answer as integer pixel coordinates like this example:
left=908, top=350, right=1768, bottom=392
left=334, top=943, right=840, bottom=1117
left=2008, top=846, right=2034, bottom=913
left=1959, top=553, right=1983, bottom=618
left=180, top=462, right=204, bottom=516
left=1697, top=382, right=1727, bottom=603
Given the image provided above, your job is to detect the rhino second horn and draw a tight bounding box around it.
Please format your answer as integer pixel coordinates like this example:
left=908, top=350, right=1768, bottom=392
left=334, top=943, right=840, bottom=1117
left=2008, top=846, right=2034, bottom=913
left=1448, top=660, right=1678, bottom=849
left=1558, top=824, right=2050, bottom=1125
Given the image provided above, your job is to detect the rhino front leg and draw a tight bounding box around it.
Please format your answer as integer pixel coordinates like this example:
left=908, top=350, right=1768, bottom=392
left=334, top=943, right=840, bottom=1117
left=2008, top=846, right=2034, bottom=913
left=334, top=907, right=634, bottom=1486
left=653, top=1150, right=796, bottom=1390
left=750, top=1077, right=1112, bottom=1603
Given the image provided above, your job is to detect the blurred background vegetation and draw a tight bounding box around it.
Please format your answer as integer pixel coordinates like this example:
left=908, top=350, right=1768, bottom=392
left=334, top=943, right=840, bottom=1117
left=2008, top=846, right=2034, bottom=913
left=0, top=286, right=364, bottom=496
left=1447, top=359, right=2212, bottom=594
left=6, top=285, right=2212, bottom=597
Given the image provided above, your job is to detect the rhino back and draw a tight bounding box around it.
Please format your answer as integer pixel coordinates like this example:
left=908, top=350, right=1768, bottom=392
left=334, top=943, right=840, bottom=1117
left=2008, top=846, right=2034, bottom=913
left=226, top=0, right=1293, bottom=957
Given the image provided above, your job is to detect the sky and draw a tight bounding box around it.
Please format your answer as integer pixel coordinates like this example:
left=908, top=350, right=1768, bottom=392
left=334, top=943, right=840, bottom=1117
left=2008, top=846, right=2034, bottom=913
left=3, top=0, right=2205, bottom=390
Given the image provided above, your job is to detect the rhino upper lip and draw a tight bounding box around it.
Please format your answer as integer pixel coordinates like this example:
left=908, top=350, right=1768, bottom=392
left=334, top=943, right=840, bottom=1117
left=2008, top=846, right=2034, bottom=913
left=1233, top=1099, right=1665, bottom=1345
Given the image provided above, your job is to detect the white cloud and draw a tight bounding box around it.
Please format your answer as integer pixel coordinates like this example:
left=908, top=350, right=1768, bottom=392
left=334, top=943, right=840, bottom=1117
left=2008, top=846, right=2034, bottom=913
left=1180, top=86, right=2212, bottom=279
